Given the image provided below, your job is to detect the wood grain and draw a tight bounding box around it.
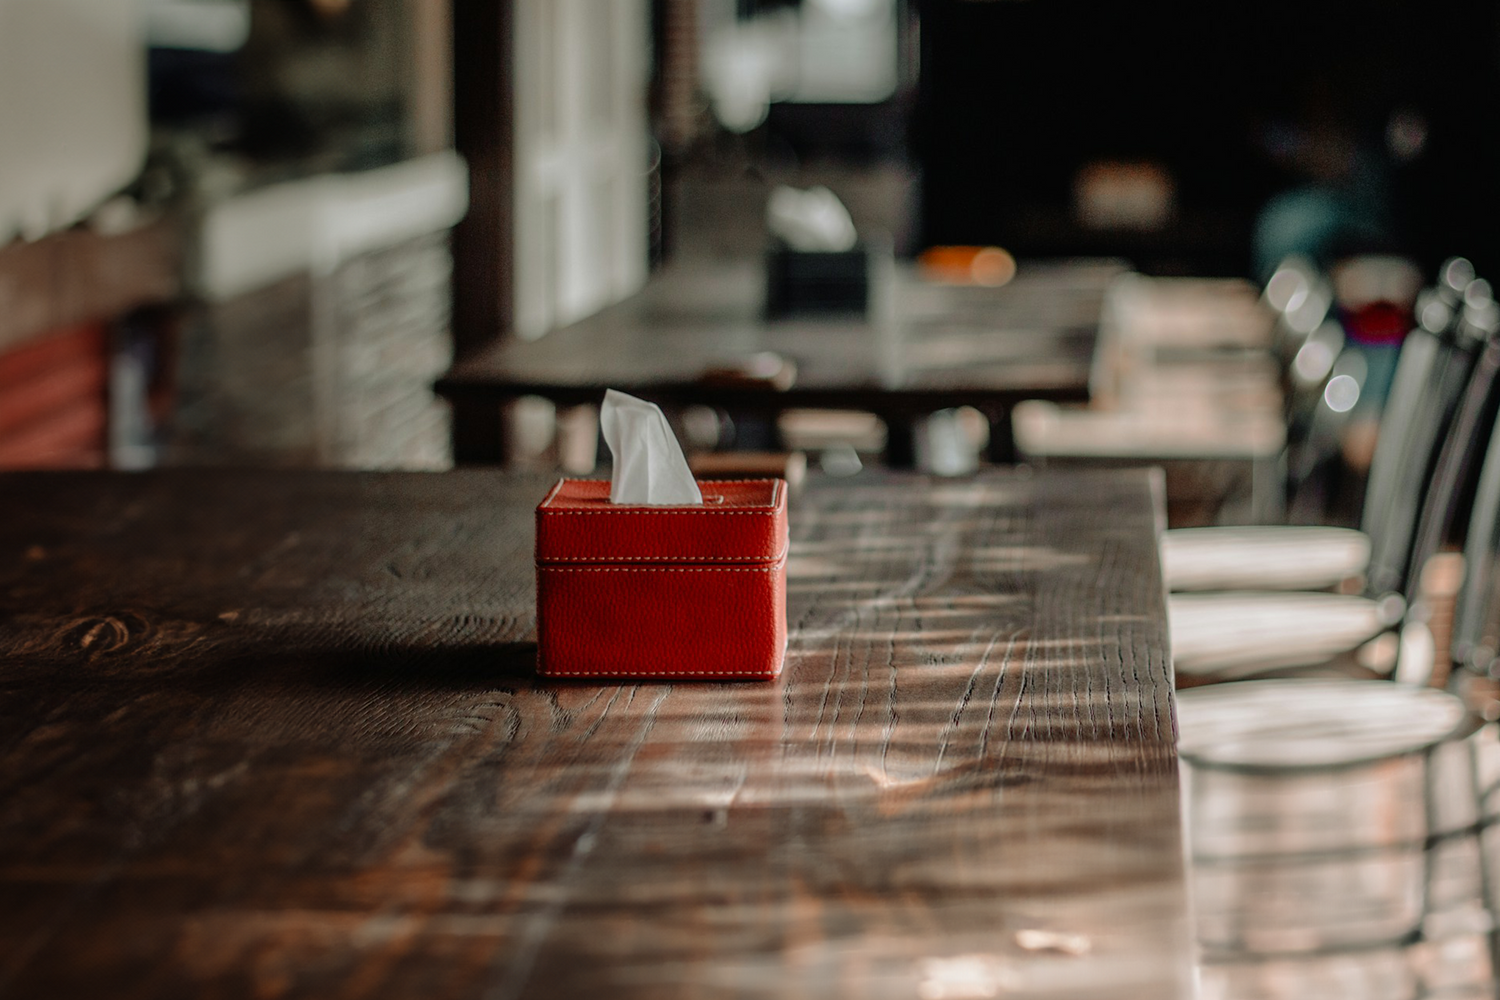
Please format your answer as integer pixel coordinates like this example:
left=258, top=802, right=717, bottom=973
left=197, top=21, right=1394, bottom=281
left=0, top=467, right=1189, bottom=998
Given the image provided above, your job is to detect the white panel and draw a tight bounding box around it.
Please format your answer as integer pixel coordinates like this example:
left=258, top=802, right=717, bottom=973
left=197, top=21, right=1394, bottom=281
left=610, top=0, right=649, bottom=299
left=512, top=0, right=648, bottom=339
left=198, top=151, right=469, bottom=302
left=144, top=0, right=249, bottom=52
left=792, top=2, right=898, bottom=104
left=554, top=0, right=594, bottom=323
left=511, top=0, right=556, bottom=339
left=0, top=0, right=147, bottom=240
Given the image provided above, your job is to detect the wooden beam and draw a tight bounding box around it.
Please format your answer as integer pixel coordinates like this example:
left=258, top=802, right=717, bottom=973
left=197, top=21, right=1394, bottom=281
left=450, top=0, right=513, bottom=361
left=450, top=0, right=515, bottom=463
left=406, top=0, right=453, bottom=157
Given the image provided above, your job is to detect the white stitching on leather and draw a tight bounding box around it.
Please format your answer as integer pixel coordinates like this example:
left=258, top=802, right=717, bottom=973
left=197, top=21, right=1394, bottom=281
left=536, top=480, right=787, bottom=561
left=538, top=478, right=784, bottom=513
left=539, top=509, right=776, bottom=515
left=537, top=541, right=790, bottom=565
left=539, top=565, right=779, bottom=573
left=539, top=668, right=783, bottom=677
left=538, top=557, right=775, bottom=563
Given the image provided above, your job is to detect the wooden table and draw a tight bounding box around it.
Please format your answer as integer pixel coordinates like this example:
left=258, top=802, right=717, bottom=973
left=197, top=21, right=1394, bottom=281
left=1018, top=274, right=1287, bottom=526
left=437, top=257, right=1124, bottom=464
left=0, top=467, right=1192, bottom=998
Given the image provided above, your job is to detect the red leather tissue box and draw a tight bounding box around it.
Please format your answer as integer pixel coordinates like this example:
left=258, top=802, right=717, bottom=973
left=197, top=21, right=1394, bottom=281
left=535, top=478, right=789, bottom=680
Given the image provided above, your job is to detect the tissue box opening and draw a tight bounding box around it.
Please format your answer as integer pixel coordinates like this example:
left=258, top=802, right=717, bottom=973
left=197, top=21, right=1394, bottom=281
left=535, top=478, right=789, bottom=680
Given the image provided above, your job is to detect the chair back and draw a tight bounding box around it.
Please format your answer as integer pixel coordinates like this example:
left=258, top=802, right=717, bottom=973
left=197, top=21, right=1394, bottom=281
left=1361, top=285, right=1488, bottom=597
left=1448, top=349, right=1500, bottom=679
left=1284, top=345, right=1366, bottom=518
left=1405, top=295, right=1500, bottom=595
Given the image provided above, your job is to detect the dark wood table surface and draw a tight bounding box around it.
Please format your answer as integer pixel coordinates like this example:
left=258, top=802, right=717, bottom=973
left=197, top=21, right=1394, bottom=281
left=437, top=257, right=1125, bottom=464
left=0, top=467, right=1190, bottom=999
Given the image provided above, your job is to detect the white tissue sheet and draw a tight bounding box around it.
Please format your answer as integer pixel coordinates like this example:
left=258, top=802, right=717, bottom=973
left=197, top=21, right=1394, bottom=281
left=600, top=389, right=703, bottom=505
left=766, top=185, right=858, bottom=253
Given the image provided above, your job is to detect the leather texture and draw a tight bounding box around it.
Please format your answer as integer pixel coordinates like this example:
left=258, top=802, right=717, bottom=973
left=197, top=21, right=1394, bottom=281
left=536, top=479, right=789, bottom=680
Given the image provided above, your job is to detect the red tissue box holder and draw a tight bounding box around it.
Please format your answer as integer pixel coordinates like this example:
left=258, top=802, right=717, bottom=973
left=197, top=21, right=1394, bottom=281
left=535, top=478, right=789, bottom=680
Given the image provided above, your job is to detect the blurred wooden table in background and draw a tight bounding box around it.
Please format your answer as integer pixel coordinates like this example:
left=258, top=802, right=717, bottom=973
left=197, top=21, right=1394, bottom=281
left=0, top=467, right=1190, bottom=998
left=438, top=257, right=1124, bottom=466
left=1017, top=275, right=1287, bottom=526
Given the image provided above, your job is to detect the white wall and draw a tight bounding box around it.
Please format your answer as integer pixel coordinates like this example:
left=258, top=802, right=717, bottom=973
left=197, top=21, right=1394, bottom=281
left=0, top=0, right=147, bottom=241
left=512, top=0, right=650, bottom=340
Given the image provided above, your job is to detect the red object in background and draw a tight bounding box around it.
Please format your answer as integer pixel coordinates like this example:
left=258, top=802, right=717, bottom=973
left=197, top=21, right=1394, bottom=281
left=1343, top=301, right=1412, bottom=346
left=535, top=478, right=789, bottom=680
left=0, top=323, right=108, bottom=468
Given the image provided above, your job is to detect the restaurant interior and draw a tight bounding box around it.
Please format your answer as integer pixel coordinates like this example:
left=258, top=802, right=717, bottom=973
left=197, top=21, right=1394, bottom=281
left=6, top=1, right=1500, bottom=997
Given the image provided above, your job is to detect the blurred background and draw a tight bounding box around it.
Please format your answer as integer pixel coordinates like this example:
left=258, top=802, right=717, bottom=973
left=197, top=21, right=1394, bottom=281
left=5, top=0, right=1497, bottom=487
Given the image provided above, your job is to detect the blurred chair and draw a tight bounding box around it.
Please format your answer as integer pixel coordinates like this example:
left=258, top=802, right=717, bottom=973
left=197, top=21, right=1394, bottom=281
left=1448, top=364, right=1500, bottom=689
left=1015, top=271, right=1287, bottom=525
left=1178, top=679, right=1490, bottom=999
left=1447, top=411, right=1500, bottom=986
left=1164, top=262, right=1482, bottom=595
left=1174, top=390, right=1500, bottom=991
left=1167, top=259, right=1500, bottom=994
left=1169, top=278, right=1500, bottom=683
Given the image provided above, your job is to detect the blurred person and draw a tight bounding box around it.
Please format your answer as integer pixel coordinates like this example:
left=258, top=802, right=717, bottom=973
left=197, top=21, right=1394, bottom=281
left=1251, top=73, right=1399, bottom=282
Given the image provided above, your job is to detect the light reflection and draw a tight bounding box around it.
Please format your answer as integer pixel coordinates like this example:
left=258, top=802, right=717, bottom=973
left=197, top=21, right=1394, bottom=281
left=1014, top=928, right=1091, bottom=956
left=917, top=954, right=1017, bottom=999
left=881, top=594, right=1028, bottom=609
left=810, top=628, right=1017, bottom=643
left=786, top=580, right=915, bottom=593
left=1291, top=320, right=1342, bottom=385
left=1284, top=285, right=1332, bottom=336
left=1323, top=373, right=1360, bottom=413
left=1421, top=296, right=1453, bottom=333
left=1264, top=265, right=1311, bottom=313
left=856, top=603, right=1025, bottom=618
left=1443, top=257, right=1476, bottom=293
left=918, top=246, right=1018, bottom=287
left=787, top=544, right=1090, bottom=576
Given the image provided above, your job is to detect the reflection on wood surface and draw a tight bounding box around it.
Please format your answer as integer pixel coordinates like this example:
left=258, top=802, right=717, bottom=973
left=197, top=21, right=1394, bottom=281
left=0, top=468, right=1188, bottom=998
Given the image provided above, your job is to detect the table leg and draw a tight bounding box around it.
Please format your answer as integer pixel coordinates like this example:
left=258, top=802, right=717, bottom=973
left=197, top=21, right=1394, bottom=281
left=883, top=414, right=917, bottom=469
left=986, top=408, right=1016, bottom=464
left=451, top=400, right=506, bottom=465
